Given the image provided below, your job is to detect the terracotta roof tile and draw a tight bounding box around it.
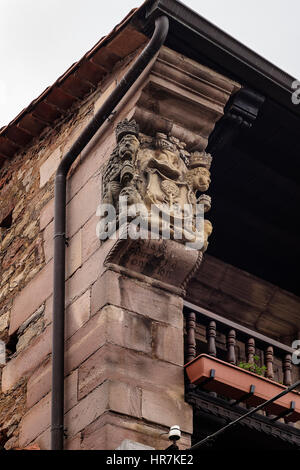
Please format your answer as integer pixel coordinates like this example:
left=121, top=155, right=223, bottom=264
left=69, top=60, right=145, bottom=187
left=0, top=5, right=147, bottom=167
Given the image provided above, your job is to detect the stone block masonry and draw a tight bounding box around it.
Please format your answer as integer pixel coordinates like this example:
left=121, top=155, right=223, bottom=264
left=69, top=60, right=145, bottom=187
left=0, top=41, right=239, bottom=450
left=0, top=102, right=192, bottom=449
left=0, top=58, right=127, bottom=448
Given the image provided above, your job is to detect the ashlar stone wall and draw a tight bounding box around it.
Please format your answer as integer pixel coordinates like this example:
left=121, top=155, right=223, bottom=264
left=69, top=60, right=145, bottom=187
left=0, top=48, right=195, bottom=450
left=0, top=42, right=239, bottom=450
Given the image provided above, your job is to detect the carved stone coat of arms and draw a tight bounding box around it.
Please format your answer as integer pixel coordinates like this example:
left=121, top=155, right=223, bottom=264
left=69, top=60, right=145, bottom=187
left=99, top=119, right=213, bottom=253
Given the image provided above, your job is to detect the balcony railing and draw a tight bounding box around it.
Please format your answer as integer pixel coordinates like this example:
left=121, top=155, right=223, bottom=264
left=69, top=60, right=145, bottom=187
left=183, top=300, right=296, bottom=387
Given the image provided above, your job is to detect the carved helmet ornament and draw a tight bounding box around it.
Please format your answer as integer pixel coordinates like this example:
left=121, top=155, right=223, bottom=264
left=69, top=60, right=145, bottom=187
left=99, top=118, right=213, bottom=252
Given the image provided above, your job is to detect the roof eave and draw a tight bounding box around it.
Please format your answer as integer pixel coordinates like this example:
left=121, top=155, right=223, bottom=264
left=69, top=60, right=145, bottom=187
left=138, top=0, right=298, bottom=117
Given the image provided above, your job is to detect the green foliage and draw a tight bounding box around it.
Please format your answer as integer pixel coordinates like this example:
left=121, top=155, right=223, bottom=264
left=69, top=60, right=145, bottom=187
left=238, top=355, right=267, bottom=376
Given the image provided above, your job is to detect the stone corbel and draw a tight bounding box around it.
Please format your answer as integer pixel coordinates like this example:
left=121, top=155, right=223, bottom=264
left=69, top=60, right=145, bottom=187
left=98, top=48, right=241, bottom=293
left=103, top=235, right=203, bottom=296
left=99, top=121, right=213, bottom=295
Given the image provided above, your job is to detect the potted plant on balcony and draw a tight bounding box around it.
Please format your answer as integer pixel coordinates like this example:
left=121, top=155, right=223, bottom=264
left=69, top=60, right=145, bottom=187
left=185, top=354, right=300, bottom=422
left=238, top=355, right=266, bottom=376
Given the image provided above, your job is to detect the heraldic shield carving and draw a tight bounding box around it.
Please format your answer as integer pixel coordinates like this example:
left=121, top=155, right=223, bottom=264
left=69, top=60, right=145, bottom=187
left=99, top=118, right=213, bottom=253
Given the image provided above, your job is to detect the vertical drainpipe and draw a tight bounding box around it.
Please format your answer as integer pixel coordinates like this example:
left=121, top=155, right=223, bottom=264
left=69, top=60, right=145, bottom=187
left=51, top=15, right=169, bottom=450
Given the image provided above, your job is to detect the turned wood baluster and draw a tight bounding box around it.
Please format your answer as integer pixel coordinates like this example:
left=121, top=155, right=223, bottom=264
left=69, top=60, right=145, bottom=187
left=227, top=329, right=236, bottom=365
left=283, top=354, right=292, bottom=386
left=206, top=321, right=217, bottom=357
left=206, top=320, right=217, bottom=397
left=186, top=311, right=196, bottom=363
left=264, top=346, right=275, bottom=418
left=265, top=346, right=274, bottom=380
left=246, top=338, right=255, bottom=364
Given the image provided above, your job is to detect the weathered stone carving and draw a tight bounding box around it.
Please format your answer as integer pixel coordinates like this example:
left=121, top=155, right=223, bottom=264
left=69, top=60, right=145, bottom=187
left=96, top=48, right=240, bottom=293
left=99, top=119, right=213, bottom=252
left=102, top=119, right=140, bottom=209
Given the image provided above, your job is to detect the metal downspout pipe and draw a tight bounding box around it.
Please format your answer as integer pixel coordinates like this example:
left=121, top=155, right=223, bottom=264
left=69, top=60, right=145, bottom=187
left=51, top=15, right=169, bottom=450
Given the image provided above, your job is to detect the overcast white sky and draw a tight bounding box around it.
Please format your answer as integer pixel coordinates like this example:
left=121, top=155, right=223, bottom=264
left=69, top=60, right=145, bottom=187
left=0, top=0, right=299, bottom=127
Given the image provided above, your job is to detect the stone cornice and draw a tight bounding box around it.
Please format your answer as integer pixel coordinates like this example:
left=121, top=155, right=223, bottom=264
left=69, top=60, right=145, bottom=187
left=132, top=46, right=240, bottom=151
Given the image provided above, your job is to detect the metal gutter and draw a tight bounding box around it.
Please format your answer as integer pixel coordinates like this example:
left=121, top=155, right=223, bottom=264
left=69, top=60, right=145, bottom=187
left=51, top=14, right=169, bottom=450
left=2, top=0, right=299, bottom=166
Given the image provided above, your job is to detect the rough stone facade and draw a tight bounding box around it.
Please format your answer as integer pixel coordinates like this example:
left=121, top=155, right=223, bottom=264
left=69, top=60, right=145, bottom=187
left=1, top=20, right=299, bottom=451
left=0, top=46, right=137, bottom=449
left=2, top=39, right=234, bottom=448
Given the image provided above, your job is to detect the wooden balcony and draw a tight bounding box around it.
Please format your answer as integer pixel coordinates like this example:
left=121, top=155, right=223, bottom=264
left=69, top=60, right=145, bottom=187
left=183, top=300, right=300, bottom=448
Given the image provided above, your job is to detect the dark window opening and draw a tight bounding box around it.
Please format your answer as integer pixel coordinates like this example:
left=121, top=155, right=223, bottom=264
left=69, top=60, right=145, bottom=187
left=0, top=429, right=8, bottom=451
left=5, top=332, right=17, bottom=360
left=0, top=210, right=13, bottom=229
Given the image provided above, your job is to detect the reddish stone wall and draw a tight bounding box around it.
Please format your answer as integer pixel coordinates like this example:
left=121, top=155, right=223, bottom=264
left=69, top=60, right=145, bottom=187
left=0, top=45, right=196, bottom=448
left=0, top=54, right=132, bottom=449
left=3, top=42, right=281, bottom=450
